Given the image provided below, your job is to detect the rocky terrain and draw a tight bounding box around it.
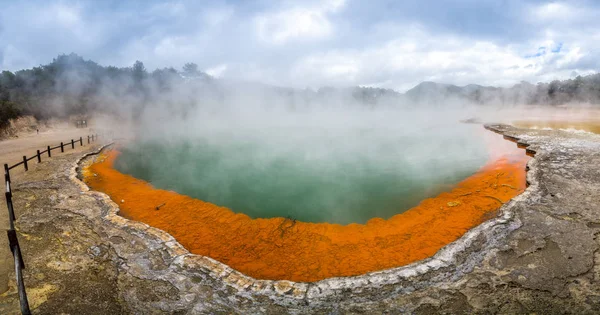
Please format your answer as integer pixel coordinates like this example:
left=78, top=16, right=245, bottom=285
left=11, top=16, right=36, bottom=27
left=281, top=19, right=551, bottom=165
left=0, top=124, right=599, bottom=314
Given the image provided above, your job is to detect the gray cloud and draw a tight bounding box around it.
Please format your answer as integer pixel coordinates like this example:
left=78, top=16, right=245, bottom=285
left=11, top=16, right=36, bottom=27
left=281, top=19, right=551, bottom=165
left=1, top=0, right=600, bottom=91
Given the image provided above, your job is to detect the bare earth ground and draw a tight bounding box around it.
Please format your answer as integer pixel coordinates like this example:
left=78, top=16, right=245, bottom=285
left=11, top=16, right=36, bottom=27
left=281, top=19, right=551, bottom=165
left=0, top=124, right=93, bottom=294
left=0, top=124, right=599, bottom=313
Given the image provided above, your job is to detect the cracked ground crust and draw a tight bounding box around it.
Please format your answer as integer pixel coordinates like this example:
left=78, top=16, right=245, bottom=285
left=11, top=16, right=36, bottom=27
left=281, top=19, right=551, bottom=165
left=0, top=124, right=599, bottom=314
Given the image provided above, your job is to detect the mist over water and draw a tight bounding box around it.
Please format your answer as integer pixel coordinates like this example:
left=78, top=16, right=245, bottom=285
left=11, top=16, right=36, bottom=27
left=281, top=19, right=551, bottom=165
left=115, top=108, right=492, bottom=224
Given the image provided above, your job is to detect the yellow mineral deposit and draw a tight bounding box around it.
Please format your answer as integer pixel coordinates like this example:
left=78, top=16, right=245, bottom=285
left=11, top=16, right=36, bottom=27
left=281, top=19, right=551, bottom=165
left=513, top=120, right=600, bottom=134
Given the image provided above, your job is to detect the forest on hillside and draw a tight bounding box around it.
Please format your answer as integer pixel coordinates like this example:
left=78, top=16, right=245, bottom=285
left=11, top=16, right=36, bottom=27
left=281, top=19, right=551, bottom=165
left=2, top=53, right=600, bottom=130
left=0, top=54, right=203, bottom=129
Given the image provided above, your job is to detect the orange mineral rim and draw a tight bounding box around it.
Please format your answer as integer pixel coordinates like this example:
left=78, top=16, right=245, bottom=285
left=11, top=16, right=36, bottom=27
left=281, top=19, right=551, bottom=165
left=83, top=131, right=530, bottom=282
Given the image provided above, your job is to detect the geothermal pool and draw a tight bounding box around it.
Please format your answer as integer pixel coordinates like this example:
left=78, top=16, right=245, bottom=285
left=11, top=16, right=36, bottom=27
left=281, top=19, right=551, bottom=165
left=112, top=123, right=492, bottom=224
left=84, top=117, right=530, bottom=282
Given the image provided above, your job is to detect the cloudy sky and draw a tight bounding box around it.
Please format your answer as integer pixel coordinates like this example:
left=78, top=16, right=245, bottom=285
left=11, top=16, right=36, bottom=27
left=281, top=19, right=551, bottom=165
left=1, top=0, right=599, bottom=91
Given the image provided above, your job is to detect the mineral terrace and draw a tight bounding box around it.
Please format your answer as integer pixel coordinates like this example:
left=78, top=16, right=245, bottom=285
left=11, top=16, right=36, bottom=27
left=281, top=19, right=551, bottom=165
left=1, top=124, right=600, bottom=314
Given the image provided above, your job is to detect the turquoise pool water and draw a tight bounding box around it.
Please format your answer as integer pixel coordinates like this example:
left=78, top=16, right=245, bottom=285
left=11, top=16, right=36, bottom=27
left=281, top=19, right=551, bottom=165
left=115, top=115, right=490, bottom=224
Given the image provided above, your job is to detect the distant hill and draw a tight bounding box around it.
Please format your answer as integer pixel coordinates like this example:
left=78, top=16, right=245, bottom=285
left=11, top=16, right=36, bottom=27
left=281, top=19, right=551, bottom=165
left=405, top=81, right=465, bottom=103
left=2, top=53, right=600, bottom=128
left=403, top=76, right=600, bottom=106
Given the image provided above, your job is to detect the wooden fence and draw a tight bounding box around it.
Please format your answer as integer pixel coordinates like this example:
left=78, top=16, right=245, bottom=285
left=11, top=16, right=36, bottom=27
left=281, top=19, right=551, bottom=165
left=3, top=134, right=100, bottom=315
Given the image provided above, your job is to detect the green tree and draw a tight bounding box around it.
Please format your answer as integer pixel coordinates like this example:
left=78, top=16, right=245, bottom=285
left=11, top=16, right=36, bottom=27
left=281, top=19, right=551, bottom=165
left=0, top=100, right=20, bottom=129
left=132, top=60, right=147, bottom=82
left=182, top=62, right=199, bottom=77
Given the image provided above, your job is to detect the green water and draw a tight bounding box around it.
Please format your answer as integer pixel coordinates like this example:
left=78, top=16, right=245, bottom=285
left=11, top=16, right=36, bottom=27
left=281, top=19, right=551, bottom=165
left=115, top=120, right=490, bottom=224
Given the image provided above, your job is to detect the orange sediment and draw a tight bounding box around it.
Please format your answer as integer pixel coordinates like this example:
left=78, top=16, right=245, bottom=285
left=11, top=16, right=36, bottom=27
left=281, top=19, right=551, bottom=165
left=84, top=137, right=530, bottom=282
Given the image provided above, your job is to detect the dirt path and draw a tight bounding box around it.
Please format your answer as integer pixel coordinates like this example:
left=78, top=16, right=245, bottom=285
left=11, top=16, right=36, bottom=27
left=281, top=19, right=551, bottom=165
left=0, top=124, right=95, bottom=294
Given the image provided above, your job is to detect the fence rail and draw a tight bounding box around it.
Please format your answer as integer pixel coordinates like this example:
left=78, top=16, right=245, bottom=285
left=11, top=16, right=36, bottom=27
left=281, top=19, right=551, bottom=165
left=3, top=133, right=100, bottom=315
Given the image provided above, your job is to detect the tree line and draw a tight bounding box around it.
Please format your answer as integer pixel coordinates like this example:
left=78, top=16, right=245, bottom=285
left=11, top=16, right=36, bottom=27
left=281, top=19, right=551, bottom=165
left=0, top=53, right=207, bottom=129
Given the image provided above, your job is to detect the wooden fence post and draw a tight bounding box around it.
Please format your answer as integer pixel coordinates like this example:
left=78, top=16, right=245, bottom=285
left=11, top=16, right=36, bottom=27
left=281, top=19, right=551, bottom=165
left=3, top=164, right=9, bottom=183
left=47, top=146, right=51, bottom=157
left=60, top=142, right=64, bottom=152
left=80, top=137, right=83, bottom=146
left=36, top=150, right=41, bottom=163
left=4, top=158, right=31, bottom=315
left=23, top=156, right=28, bottom=171
left=71, top=139, right=75, bottom=149
left=87, top=135, right=90, bottom=144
